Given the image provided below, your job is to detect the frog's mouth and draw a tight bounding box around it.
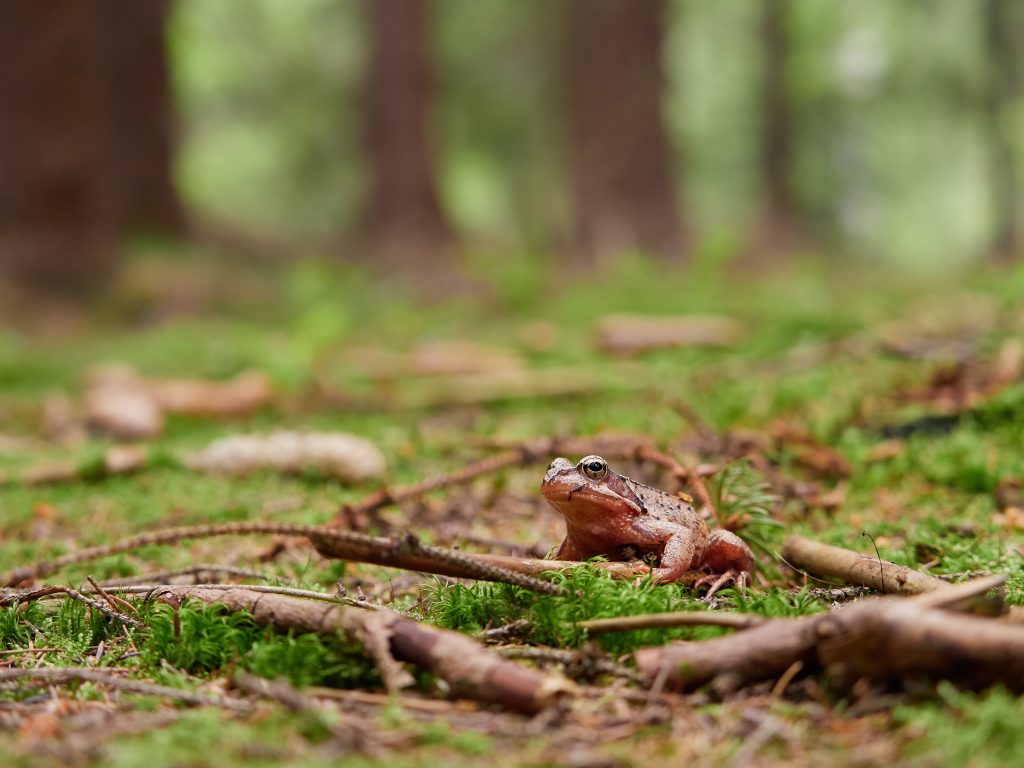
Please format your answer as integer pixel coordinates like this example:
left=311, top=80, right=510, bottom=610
left=543, top=476, right=645, bottom=517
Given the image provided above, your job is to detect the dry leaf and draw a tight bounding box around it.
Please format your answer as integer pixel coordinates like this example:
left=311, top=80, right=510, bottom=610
left=83, top=364, right=273, bottom=439
left=770, top=422, right=851, bottom=478
left=993, top=507, right=1024, bottom=531
left=594, top=313, right=744, bottom=356
left=40, top=391, right=86, bottom=446
left=20, top=445, right=149, bottom=486
left=149, top=370, right=272, bottom=416
left=186, top=431, right=386, bottom=483
left=84, top=367, right=163, bottom=440
left=865, top=440, right=906, bottom=463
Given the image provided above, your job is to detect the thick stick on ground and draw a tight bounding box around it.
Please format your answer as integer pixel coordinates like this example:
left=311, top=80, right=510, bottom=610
left=635, top=577, right=1023, bottom=691
left=783, top=534, right=967, bottom=595
left=149, top=586, right=573, bottom=713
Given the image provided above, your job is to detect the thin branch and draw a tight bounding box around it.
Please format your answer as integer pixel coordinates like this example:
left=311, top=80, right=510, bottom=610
left=1, top=522, right=384, bottom=586
left=98, top=565, right=276, bottom=587
left=579, top=611, right=765, bottom=634
left=0, top=584, right=146, bottom=630
left=86, top=575, right=140, bottom=617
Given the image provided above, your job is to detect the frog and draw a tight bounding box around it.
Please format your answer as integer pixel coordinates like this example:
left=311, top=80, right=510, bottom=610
left=541, top=455, right=755, bottom=591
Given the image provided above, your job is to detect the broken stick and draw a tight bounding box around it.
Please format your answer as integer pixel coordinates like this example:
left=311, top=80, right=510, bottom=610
left=149, top=585, right=573, bottom=714
left=785, top=534, right=976, bottom=595
left=634, top=576, right=1020, bottom=691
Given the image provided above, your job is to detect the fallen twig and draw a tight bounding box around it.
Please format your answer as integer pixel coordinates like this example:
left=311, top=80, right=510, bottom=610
left=782, top=534, right=1005, bottom=613
left=0, top=667, right=252, bottom=711
left=0, top=520, right=664, bottom=596
left=579, top=611, right=765, bottom=634
left=634, top=576, right=1019, bottom=691
left=308, top=531, right=670, bottom=589
left=0, top=584, right=146, bottom=630
left=150, top=585, right=574, bottom=713
left=0, top=522, right=379, bottom=586
left=98, top=565, right=277, bottom=587
left=86, top=575, right=141, bottom=618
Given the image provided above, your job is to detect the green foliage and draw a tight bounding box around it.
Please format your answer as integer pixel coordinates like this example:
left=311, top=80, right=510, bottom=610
left=712, top=460, right=785, bottom=554
left=143, top=602, right=258, bottom=673
left=0, top=602, right=44, bottom=650
left=244, top=632, right=380, bottom=689
left=895, top=685, right=1024, bottom=767
left=426, top=567, right=823, bottom=655
left=141, top=601, right=379, bottom=687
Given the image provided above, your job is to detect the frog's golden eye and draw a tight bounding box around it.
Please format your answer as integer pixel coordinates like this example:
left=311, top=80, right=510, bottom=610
left=580, top=455, right=608, bottom=480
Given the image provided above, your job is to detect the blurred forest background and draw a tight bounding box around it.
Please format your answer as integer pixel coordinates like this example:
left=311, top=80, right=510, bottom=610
left=2, top=0, right=1024, bottom=295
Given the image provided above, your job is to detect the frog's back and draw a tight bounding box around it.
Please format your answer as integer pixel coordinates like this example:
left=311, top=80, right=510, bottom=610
left=627, top=478, right=697, bottom=524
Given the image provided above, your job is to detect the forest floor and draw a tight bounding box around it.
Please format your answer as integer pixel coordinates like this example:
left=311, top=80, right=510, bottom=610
left=1, top=250, right=1023, bottom=767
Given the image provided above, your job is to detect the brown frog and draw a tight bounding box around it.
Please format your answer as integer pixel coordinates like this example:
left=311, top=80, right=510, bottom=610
left=541, top=455, right=755, bottom=590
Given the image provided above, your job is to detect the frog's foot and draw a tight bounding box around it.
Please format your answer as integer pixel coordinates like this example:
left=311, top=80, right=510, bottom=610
left=694, top=569, right=748, bottom=598
left=636, top=564, right=688, bottom=585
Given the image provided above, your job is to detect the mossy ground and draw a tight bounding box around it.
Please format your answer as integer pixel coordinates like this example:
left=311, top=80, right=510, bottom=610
left=1, top=250, right=1023, bottom=766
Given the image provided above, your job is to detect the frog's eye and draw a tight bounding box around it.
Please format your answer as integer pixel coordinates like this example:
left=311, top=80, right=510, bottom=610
left=580, top=456, right=608, bottom=480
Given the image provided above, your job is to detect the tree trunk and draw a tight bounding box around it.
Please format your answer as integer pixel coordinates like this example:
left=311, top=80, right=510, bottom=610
left=567, top=0, right=683, bottom=262
left=984, top=0, right=1023, bottom=260
left=363, top=0, right=453, bottom=261
left=98, top=0, right=185, bottom=238
left=748, top=0, right=807, bottom=260
left=0, top=0, right=118, bottom=291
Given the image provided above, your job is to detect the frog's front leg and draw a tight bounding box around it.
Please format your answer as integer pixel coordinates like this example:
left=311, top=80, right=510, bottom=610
left=646, top=521, right=705, bottom=583
left=694, top=529, right=755, bottom=596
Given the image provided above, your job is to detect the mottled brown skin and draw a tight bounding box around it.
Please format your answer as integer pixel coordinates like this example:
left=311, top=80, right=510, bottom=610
left=541, top=455, right=755, bottom=584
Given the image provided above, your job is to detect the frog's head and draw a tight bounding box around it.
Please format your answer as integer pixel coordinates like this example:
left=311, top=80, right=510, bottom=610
left=541, top=455, right=646, bottom=523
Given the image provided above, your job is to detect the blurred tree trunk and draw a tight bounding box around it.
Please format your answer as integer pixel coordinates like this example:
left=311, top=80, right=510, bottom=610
left=749, top=0, right=806, bottom=259
left=99, top=0, right=185, bottom=238
left=567, top=0, right=683, bottom=262
left=0, top=0, right=118, bottom=291
left=984, top=0, right=1023, bottom=260
left=363, top=0, right=453, bottom=260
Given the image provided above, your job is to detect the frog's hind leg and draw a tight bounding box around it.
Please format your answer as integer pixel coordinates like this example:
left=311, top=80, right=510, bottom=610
left=694, top=529, right=755, bottom=597
left=703, top=529, right=755, bottom=573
